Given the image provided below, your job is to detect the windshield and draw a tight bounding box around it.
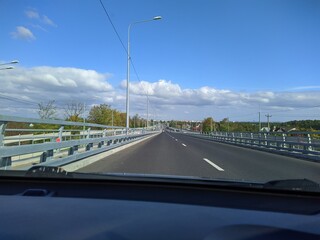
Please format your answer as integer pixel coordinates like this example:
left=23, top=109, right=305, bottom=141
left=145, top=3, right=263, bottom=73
left=1, top=0, right=320, bottom=192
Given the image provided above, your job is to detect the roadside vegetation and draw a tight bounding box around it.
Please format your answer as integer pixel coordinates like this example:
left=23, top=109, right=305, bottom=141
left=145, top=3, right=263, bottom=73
left=5, top=100, right=320, bottom=135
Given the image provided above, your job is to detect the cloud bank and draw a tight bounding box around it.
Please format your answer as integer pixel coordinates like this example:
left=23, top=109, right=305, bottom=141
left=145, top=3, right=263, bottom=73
left=122, top=79, right=320, bottom=109
left=0, top=66, right=114, bottom=111
left=1, top=66, right=320, bottom=121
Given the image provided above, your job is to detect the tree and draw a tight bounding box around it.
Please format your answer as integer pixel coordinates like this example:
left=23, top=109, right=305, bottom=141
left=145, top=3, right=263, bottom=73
left=169, top=120, right=178, bottom=128
left=219, top=118, right=229, bottom=132
left=87, top=104, right=113, bottom=125
left=202, top=117, right=215, bottom=132
left=38, top=100, right=56, bottom=119
left=87, top=104, right=127, bottom=127
left=64, top=102, right=84, bottom=122
left=131, top=114, right=146, bottom=128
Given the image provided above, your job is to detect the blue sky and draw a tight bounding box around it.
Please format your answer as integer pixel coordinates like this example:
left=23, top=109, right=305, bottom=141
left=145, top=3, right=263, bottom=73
left=1, top=0, right=320, bottom=122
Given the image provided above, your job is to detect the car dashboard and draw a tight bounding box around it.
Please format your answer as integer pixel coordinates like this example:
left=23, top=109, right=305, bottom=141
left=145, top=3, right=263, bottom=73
left=0, top=174, right=319, bottom=240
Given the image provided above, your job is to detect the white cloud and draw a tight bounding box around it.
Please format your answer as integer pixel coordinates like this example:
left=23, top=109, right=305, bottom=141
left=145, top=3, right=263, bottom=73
left=10, top=26, right=35, bottom=41
left=121, top=79, right=182, bottom=97
left=122, top=79, right=320, bottom=120
left=42, top=15, right=57, bottom=27
left=1, top=67, right=320, bottom=121
left=29, top=24, right=48, bottom=32
left=288, top=86, right=320, bottom=91
left=25, top=9, right=57, bottom=29
left=0, top=66, right=114, bottom=114
left=25, top=10, right=39, bottom=19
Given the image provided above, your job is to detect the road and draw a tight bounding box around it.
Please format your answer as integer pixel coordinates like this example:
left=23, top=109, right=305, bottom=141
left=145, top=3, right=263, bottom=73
left=78, top=131, right=320, bottom=183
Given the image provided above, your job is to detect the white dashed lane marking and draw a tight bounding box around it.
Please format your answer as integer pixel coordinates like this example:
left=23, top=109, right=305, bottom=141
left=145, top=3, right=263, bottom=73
left=203, top=158, right=224, bottom=171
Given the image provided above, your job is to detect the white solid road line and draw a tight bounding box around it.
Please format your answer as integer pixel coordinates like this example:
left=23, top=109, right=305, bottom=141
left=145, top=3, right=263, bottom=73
left=182, top=143, right=187, bottom=147
left=203, top=158, right=224, bottom=171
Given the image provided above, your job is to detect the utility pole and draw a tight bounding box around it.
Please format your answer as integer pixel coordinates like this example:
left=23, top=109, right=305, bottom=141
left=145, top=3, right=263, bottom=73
left=227, top=117, right=230, bottom=132
left=83, top=103, right=86, bottom=139
left=265, top=114, right=272, bottom=129
left=111, top=110, right=114, bottom=127
left=146, top=95, right=149, bottom=129
left=258, top=111, right=261, bottom=131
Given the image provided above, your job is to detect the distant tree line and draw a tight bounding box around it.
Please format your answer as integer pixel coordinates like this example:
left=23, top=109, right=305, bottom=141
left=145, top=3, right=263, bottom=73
left=278, top=120, right=320, bottom=132
left=200, top=117, right=320, bottom=133
left=200, top=117, right=258, bottom=133
left=6, top=101, right=319, bottom=133
left=34, top=100, right=148, bottom=128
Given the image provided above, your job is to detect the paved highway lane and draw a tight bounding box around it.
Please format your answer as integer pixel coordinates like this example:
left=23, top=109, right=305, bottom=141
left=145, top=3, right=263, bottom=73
left=78, top=131, right=320, bottom=183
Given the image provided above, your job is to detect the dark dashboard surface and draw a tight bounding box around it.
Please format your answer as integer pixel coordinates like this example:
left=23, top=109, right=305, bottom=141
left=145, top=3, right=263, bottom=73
left=0, top=176, right=319, bottom=240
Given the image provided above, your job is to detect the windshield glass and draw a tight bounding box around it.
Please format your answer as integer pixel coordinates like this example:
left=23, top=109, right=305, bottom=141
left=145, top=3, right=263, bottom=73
left=1, top=0, right=320, bottom=191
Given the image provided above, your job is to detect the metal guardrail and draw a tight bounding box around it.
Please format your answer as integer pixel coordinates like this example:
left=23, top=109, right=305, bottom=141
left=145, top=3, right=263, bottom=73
left=0, top=115, right=159, bottom=169
left=176, top=130, right=320, bottom=161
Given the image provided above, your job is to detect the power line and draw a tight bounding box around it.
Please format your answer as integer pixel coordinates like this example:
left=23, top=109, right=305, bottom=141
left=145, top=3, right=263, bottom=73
left=0, top=93, right=71, bottom=110
left=0, top=93, right=38, bottom=106
left=99, top=0, right=127, bottom=54
left=98, top=0, right=159, bottom=125
left=98, top=0, right=142, bottom=82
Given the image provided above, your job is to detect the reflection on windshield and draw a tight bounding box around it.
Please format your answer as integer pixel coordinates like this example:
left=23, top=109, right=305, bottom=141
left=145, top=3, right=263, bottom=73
left=1, top=0, right=320, bottom=192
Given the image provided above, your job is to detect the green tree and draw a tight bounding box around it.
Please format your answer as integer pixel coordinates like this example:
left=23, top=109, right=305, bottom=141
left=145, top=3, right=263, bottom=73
left=131, top=114, right=146, bottom=128
left=87, top=104, right=113, bottom=125
left=202, top=117, right=215, bottom=132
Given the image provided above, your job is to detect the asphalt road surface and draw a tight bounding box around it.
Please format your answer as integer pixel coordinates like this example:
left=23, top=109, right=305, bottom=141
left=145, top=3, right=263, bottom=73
left=78, top=131, right=320, bottom=183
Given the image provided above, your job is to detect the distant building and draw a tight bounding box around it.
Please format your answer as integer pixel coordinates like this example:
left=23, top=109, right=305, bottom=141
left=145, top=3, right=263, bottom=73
left=260, top=127, right=270, bottom=132
left=272, top=126, right=286, bottom=132
left=260, top=126, right=296, bottom=133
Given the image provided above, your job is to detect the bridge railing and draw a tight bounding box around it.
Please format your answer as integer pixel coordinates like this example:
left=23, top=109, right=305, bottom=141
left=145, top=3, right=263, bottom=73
left=176, top=129, right=320, bottom=161
left=0, top=115, right=158, bottom=169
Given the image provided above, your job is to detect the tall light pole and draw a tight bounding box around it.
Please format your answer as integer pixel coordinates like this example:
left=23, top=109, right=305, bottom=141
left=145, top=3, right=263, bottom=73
left=126, top=16, right=162, bottom=134
left=258, top=111, right=261, bottom=131
left=146, top=94, right=149, bottom=129
left=83, top=102, right=86, bottom=139
left=265, top=114, right=272, bottom=130
left=112, top=110, right=114, bottom=127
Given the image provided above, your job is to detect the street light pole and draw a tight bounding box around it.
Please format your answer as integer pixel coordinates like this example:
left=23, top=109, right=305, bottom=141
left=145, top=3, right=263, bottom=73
left=112, top=110, right=114, bottom=127
left=83, top=103, right=86, bottom=139
left=126, top=16, right=162, bottom=134
left=147, top=94, right=149, bottom=129
left=265, top=114, right=272, bottom=129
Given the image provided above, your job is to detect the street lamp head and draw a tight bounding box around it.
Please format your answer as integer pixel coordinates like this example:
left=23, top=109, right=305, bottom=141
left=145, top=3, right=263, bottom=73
left=0, top=66, right=14, bottom=70
left=0, top=60, right=19, bottom=66
left=153, top=16, right=162, bottom=20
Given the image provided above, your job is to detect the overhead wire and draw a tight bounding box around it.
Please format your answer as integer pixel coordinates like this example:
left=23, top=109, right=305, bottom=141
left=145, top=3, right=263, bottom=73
left=99, top=0, right=154, bottom=120
left=0, top=93, right=38, bottom=106
left=98, top=0, right=142, bottom=82
left=0, top=93, right=71, bottom=111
